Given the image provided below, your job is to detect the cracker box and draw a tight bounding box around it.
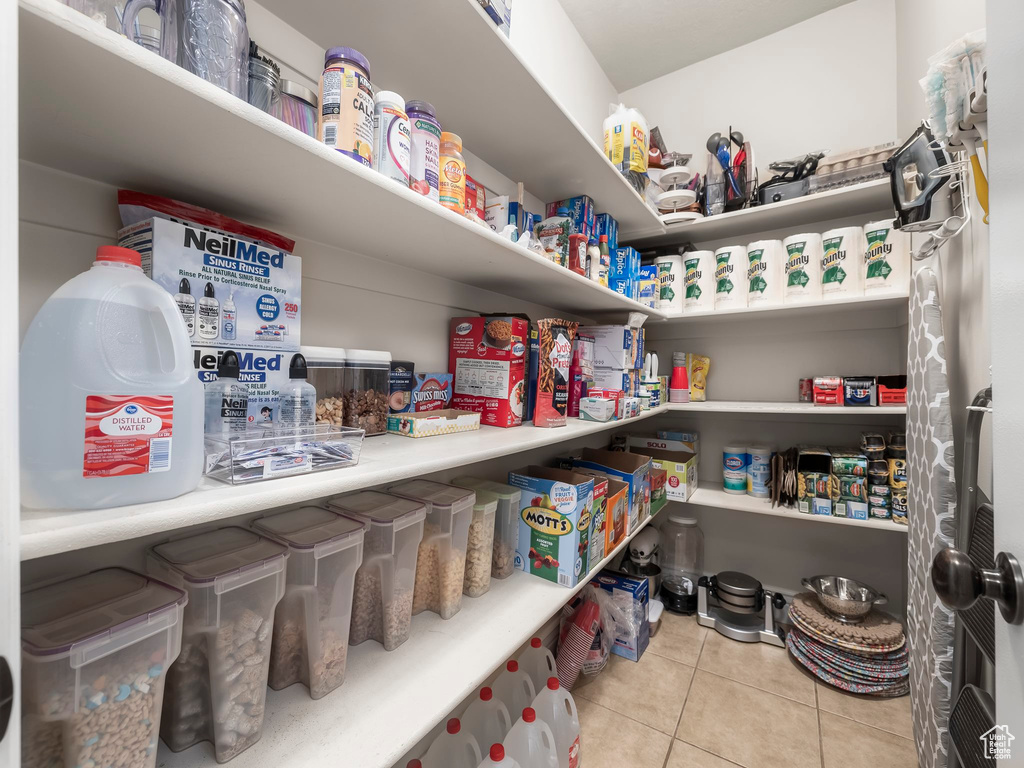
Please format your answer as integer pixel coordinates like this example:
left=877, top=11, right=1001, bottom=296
left=574, top=448, right=651, bottom=533
left=595, top=213, right=618, bottom=251
left=594, top=571, right=650, bottom=661
left=449, top=316, right=529, bottom=428
left=194, top=347, right=289, bottom=425
left=545, top=195, right=595, bottom=238
left=508, top=466, right=595, bottom=587
left=584, top=325, right=644, bottom=369
left=119, top=215, right=300, bottom=352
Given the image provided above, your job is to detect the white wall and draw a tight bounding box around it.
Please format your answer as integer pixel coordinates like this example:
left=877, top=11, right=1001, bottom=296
left=619, top=0, right=898, bottom=175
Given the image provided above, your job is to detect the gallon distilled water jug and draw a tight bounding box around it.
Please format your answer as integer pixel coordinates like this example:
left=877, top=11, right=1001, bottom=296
left=532, top=678, right=581, bottom=768
left=462, top=687, right=512, bottom=758
left=422, top=718, right=481, bottom=768
left=503, top=707, right=558, bottom=768
left=20, top=246, right=203, bottom=509
left=492, top=661, right=536, bottom=723
left=517, top=637, right=557, bottom=693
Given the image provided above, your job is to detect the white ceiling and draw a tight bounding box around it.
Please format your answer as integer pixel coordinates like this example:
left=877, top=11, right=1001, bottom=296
left=558, top=0, right=855, bottom=92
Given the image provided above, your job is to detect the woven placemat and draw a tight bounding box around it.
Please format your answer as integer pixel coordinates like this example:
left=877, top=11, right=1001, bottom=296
left=790, top=611, right=906, bottom=654
left=789, top=628, right=908, bottom=683
left=787, top=632, right=909, bottom=697
left=791, top=592, right=905, bottom=646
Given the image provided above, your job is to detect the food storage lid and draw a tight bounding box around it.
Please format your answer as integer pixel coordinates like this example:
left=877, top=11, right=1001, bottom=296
left=150, top=526, right=287, bottom=584
left=667, top=513, right=698, bottom=526
left=301, top=345, right=347, bottom=366
left=324, top=46, right=370, bottom=78
left=440, top=131, right=462, bottom=151
left=451, top=476, right=522, bottom=502
left=389, top=479, right=475, bottom=512
left=251, top=505, right=365, bottom=555
left=345, top=348, right=392, bottom=369
left=406, top=100, right=436, bottom=118
left=374, top=90, right=405, bottom=109
left=326, top=490, right=426, bottom=531
left=280, top=79, right=317, bottom=108
left=22, top=567, right=186, bottom=657
left=471, top=489, right=499, bottom=514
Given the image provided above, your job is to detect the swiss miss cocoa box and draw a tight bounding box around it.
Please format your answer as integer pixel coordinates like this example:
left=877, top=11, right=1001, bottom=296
left=449, top=316, right=529, bottom=427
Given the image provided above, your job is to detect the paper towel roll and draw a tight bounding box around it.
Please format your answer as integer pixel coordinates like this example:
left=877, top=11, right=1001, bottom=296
left=863, top=220, right=910, bottom=293
left=783, top=233, right=823, bottom=303
left=746, top=240, right=785, bottom=307
left=821, top=227, right=866, bottom=300
left=654, top=254, right=684, bottom=313
left=714, top=245, right=746, bottom=310
left=683, top=250, right=715, bottom=312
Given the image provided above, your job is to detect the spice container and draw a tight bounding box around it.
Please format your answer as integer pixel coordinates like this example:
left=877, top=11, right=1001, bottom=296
left=272, top=79, right=318, bottom=139
left=319, top=46, right=374, bottom=166
left=21, top=568, right=186, bottom=768
left=389, top=479, right=474, bottom=619
left=462, top=489, right=498, bottom=597
left=327, top=491, right=426, bottom=651
left=302, top=345, right=348, bottom=427
left=344, top=348, right=391, bottom=435
left=452, top=476, right=521, bottom=579
left=251, top=506, right=365, bottom=699
left=147, top=527, right=288, bottom=762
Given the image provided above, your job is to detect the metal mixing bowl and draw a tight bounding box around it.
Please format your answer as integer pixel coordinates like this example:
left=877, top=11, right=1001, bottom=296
left=801, top=575, right=887, bottom=623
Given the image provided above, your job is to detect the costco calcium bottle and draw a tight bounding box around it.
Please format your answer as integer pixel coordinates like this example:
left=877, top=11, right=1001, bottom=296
left=20, top=246, right=203, bottom=510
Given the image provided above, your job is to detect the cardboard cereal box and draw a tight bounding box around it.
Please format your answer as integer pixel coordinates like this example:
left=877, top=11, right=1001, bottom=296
left=574, top=448, right=651, bottom=533
left=449, top=316, right=529, bottom=428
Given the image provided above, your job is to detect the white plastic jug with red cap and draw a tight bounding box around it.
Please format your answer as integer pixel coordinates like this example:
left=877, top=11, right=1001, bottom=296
left=462, top=686, right=512, bottom=755
left=477, top=743, right=522, bottom=768
left=532, top=678, right=581, bottom=768
left=503, top=707, right=559, bottom=768
left=422, top=718, right=481, bottom=768
left=20, top=245, right=203, bottom=510
left=492, top=660, right=537, bottom=722
left=517, top=637, right=557, bottom=693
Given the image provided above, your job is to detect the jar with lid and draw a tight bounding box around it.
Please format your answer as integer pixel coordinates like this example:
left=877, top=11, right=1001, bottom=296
left=318, top=46, right=374, bottom=167
left=247, top=40, right=280, bottom=114
left=343, top=348, right=391, bottom=435
left=658, top=513, right=703, bottom=614
left=272, top=79, right=318, bottom=139
left=300, top=345, right=347, bottom=428
left=439, top=131, right=467, bottom=214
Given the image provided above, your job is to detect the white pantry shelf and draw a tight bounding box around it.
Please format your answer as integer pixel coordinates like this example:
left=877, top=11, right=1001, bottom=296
left=159, top=511, right=661, bottom=768
left=664, top=401, right=906, bottom=416
left=680, top=483, right=907, bottom=533
left=258, top=0, right=665, bottom=240
left=659, top=291, right=909, bottom=325
left=17, top=0, right=665, bottom=319
left=20, top=407, right=667, bottom=560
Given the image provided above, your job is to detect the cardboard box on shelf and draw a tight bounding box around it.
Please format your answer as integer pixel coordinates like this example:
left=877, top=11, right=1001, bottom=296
left=630, top=432, right=701, bottom=459
left=591, top=368, right=640, bottom=396
left=194, top=347, right=288, bottom=425
left=573, top=470, right=628, bottom=555
left=641, top=447, right=697, bottom=503
left=595, top=213, right=618, bottom=251
left=574, top=448, right=651, bottom=533
left=449, top=316, right=529, bottom=428
left=587, top=476, right=608, bottom=566
left=650, top=467, right=667, bottom=513
left=386, top=408, right=480, bottom=438
left=612, top=247, right=641, bottom=283
left=484, top=195, right=509, bottom=234
left=584, top=325, right=644, bottom=369
left=594, top=570, right=650, bottom=661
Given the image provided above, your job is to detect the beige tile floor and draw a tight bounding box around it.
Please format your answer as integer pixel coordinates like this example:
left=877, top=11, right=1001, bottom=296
left=573, top=611, right=917, bottom=768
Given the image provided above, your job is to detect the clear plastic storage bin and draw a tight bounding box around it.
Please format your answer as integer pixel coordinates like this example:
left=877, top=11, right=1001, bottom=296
left=21, top=568, right=187, bottom=768
left=389, top=479, right=475, bottom=619
left=344, top=348, right=391, bottom=435
left=301, top=345, right=348, bottom=428
left=452, top=476, right=522, bottom=579
left=462, top=489, right=498, bottom=597
left=326, top=491, right=426, bottom=651
left=204, top=424, right=364, bottom=484
left=251, top=506, right=365, bottom=699
left=147, top=527, right=288, bottom=763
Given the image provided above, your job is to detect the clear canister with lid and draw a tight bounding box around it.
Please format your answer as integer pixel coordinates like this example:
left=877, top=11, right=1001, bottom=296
left=343, top=348, right=391, bottom=435
left=389, top=479, right=475, bottom=619
left=146, top=527, right=288, bottom=762
left=439, top=131, right=467, bottom=214
left=318, top=46, right=374, bottom=167
left=461, top=489, right=499, bottom=597
left=251, top=506, right=365, bottom=699
left=326, top=491, right=426, bottom=651
left=301, top=345, right=347, bottom=428
left=272, top=79, right=319, bottom=139
left=21, top=568, right=187, bottom=768
left=452, top=475, right=521, bottom=579
left=658, top=513, right=704, bottom=615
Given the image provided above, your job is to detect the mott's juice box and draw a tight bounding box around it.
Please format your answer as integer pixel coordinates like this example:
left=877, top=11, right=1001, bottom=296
left=509, top=466, right=594, bottom=588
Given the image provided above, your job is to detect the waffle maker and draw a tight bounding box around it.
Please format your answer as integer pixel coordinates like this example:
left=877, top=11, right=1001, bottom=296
left=697, top=571, right=786, bottom=647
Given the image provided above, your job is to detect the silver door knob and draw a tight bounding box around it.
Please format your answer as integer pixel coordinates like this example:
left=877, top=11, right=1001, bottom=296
left=932, top=548, right=1024, bottom=625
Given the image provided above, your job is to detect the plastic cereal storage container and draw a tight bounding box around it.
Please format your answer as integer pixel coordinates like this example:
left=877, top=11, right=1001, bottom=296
left=21, top=568, right=186, bottom=768
left=452, top=476, right=522, bottom=579
left=461, top=489, right=498, bottom=597
left=251, top=506, right=365, bottom=699
left=344, top=348, right=391, bottom=435
left=147, top=527, right=288, bottom=763
left=326, top=491, right=425, bottom=650
left=389, top=479, right=474, bottom=619
left=301, top=345, right=347, bottom=427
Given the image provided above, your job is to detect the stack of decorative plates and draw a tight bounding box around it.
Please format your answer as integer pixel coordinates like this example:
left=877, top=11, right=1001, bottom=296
left=787, top=593, right=909, bottom=697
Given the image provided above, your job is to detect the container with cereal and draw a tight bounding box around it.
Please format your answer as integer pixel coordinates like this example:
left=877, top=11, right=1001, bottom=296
left=326, top=491, right=425, bottom=650
left=344, top=348, right=391, bottom=436
left=21, top=568, right=186, bottom=768
left=452, top=476, right=521, bottom=580
left=461, top=489, right=498, bottom=597
left=147, top=527, right=288, bottom=762
left=302, top=345, right=347, bottom=428
left=251, top=506, right=365, bottom=699
left=389, top=479, right=474, bottom=619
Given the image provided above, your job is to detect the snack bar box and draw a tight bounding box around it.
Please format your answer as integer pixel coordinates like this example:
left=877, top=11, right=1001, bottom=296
left=572, top=468, right=629, bottom=557
left=449, top=316, right=529, bottom=428
left=574, top=448, right=651, bottom=533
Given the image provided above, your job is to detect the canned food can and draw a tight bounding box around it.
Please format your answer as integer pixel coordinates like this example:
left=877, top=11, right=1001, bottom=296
left=799, top=378, right=813, bottom=402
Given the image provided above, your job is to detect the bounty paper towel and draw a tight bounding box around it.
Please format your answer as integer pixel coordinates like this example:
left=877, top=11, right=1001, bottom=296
left=821, top=227, right=866, bottom=300
left=684, top=250, right=715, bottom=312
left=863, top=220, right=910, bottom=293
left=654, top=254, right=684, bottom=313
left=783, top=233, right=823, bottom=303
left=714, top=245, right=746, bottom=310
left=746, top=240, right=785, bottom=307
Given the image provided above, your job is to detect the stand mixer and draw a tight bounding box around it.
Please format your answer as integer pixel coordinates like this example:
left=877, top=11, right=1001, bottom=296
left=619, top=527, right=661, bottom=597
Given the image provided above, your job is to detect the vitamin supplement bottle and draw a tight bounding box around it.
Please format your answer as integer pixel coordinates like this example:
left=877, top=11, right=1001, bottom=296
left=531, top=678, right=580, bottom=768
left=373, top=90, right=411, bottom=185
left=492, top=660, right=536, bottom=722
left=278, top=353, right=317, bottom=428
left=517, top=638, right=557, bottom=693
left=20, top=245, right=203, bottom=509
left=174, top=277, right=196, bottom=336
left=503, top=707, right=559, bottom=768
left=422, top=718, right=481, bottom=768
left=439, top=131, right=467, bottom=215
left=407, top=100, right=441, bottom=201
left=222, top=291, right=236, bottom=341
left=204, top=350, right=249, bottom=436
left=319, top=46, right=374, bottom=167
left=462, top=687, right=512, bottom=760
left=198, top=281, right=219, bottom=340
left=476, top=744, right=522, bottom=768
